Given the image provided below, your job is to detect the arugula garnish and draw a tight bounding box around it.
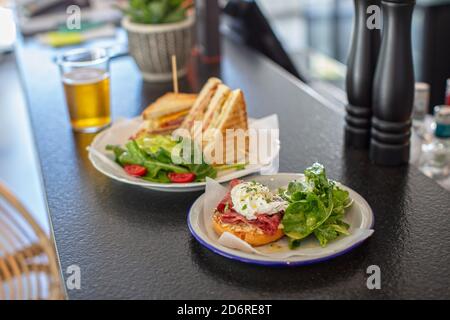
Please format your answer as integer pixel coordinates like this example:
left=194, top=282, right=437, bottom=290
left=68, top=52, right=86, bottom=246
left=280, top=163, right=352, bottom=248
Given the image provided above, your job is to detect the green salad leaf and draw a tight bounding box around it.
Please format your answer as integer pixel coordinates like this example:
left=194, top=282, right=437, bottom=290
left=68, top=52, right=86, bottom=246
left=282, top=192, right=332, bottom=240
left=280, top=163, right=352, bottom=248
left=169, top=136, right=218, bottom=181
left=106, top=133, right=219, bottom=183
left=288, top=238, right=302, bottom=250
left=105, top=145, right=126, bottom=164
left=330, top=182, right=352, bottom=216
left=142, top=170, right=171, bottom=183
left=313, top=219, right=350, bottom=247
left=135, top=135, right=179, bottom=154
left=185, top=163, right=217, bottom=182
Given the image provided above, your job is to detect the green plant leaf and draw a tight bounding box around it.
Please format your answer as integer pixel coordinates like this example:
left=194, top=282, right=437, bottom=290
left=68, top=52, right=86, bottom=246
left=147, top=0, right=169, bottom=24
left=162, top=6, right=186, bottom=23
left=125, top=0, right=187, bottom=24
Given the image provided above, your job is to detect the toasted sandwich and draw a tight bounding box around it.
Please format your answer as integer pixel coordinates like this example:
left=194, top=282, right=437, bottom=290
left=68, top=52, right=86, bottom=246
left=176, top=77, right=249, bottom=164
left=140, top=92, right=197, bottom=135
left=202, top=89, right=249, bottom=164
left=179, top=77, right=222, bottom=134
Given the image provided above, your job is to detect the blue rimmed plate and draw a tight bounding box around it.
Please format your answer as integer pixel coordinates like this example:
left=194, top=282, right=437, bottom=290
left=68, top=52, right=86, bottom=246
left=188, top=173, right=374, bottom=266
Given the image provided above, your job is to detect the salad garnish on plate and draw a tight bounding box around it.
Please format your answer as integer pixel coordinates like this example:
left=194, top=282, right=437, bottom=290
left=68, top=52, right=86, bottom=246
left=212, top=163, right=353, bottom=248
left=106, top=135, right=220, bottom=183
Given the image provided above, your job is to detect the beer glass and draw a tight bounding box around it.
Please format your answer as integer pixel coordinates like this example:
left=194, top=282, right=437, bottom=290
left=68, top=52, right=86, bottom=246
left=57, top=48, right=111, bottom=132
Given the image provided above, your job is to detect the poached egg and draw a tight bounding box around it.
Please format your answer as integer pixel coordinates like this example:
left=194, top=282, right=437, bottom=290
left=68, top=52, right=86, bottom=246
left=230, top=181, right=287, bottom=220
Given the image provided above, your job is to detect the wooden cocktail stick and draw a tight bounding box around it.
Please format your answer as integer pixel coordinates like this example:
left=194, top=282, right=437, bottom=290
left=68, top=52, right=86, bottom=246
left=171, top=55, right=179, bottom=94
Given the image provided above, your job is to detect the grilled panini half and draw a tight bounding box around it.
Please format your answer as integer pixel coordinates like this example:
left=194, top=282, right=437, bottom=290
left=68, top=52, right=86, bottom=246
left=141, top=92, right=197, bottom=135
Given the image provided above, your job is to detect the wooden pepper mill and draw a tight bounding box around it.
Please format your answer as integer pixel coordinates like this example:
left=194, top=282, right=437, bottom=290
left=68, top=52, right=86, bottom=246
left=345, top=0, right=381, bottom=149
left=370, top=0, right=416, bottom=165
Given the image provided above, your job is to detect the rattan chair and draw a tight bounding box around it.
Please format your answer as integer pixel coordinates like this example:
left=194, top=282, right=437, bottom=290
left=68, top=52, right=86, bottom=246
left=0, top=181, right=63, bottom=300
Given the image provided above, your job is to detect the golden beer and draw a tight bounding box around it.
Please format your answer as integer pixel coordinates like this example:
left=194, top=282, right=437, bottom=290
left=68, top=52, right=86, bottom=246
left=63, top=68, right=111, bottom=131
left=58, top=48, right=111, bottom=132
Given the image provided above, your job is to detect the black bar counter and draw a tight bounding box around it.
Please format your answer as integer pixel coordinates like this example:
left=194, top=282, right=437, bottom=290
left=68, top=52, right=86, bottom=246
left=15, top=36, right=450, bottom=299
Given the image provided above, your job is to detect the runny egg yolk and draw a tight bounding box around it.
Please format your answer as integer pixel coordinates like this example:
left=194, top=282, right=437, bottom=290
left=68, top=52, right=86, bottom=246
left=230, top=182, right=288, bottom=220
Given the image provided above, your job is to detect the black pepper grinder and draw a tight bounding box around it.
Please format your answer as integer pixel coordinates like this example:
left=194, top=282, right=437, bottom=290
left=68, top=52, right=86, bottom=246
left=370, top=0, right=416, bottom=166
left=345, top=0, right=381, bottom=149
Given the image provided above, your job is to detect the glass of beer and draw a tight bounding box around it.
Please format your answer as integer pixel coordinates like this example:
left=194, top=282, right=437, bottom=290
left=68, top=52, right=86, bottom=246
left=57, top=48, right=111, bottom=132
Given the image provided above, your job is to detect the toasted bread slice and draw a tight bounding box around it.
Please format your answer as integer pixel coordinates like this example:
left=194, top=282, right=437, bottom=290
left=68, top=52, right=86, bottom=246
left=179, top=77, right=222, bottom=132
left=216, top=89, right=248, bottom=132
left=203, top=89, right=249, bottom=164
left=194, top=84, right=231, bottom=140
left=142, top=92, right=197, bottom=120
left=212, top=211, right=284, bottom=247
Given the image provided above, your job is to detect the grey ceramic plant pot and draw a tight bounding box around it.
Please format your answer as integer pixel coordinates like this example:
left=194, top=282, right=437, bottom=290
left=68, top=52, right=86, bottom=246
left=122, top=14, right=195, bottom=82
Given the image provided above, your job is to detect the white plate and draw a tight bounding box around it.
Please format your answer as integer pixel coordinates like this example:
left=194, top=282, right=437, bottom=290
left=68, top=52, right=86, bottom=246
left=188, top=173, right=374, bottom=266
left=88, top=116, right=280, bottom=192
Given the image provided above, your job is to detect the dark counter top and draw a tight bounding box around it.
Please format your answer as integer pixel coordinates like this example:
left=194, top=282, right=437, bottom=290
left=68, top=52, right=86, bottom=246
left=16, top=36, right=450, bottom=299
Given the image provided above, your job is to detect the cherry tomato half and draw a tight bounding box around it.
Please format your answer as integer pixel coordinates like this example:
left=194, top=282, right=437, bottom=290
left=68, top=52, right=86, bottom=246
left=167, top=172, right=196, bottom=183
left=124, top=165, right=147, bottom=177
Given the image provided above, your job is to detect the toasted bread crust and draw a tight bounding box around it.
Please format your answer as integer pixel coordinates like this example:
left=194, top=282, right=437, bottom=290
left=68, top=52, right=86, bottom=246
left=212, top=212, right=284, bottom=246
left=142, top=93, right=197, bottom=120
left=132, top=126, right=176, bottom=139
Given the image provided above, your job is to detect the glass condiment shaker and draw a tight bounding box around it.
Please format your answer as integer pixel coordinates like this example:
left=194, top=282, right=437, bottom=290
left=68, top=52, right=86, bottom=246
left=419, top=106, right=450, bottom=179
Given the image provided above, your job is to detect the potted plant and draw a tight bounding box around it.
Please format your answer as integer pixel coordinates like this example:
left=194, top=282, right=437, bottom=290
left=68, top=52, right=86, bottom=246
left=121, top=0, right=195, bottom=82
